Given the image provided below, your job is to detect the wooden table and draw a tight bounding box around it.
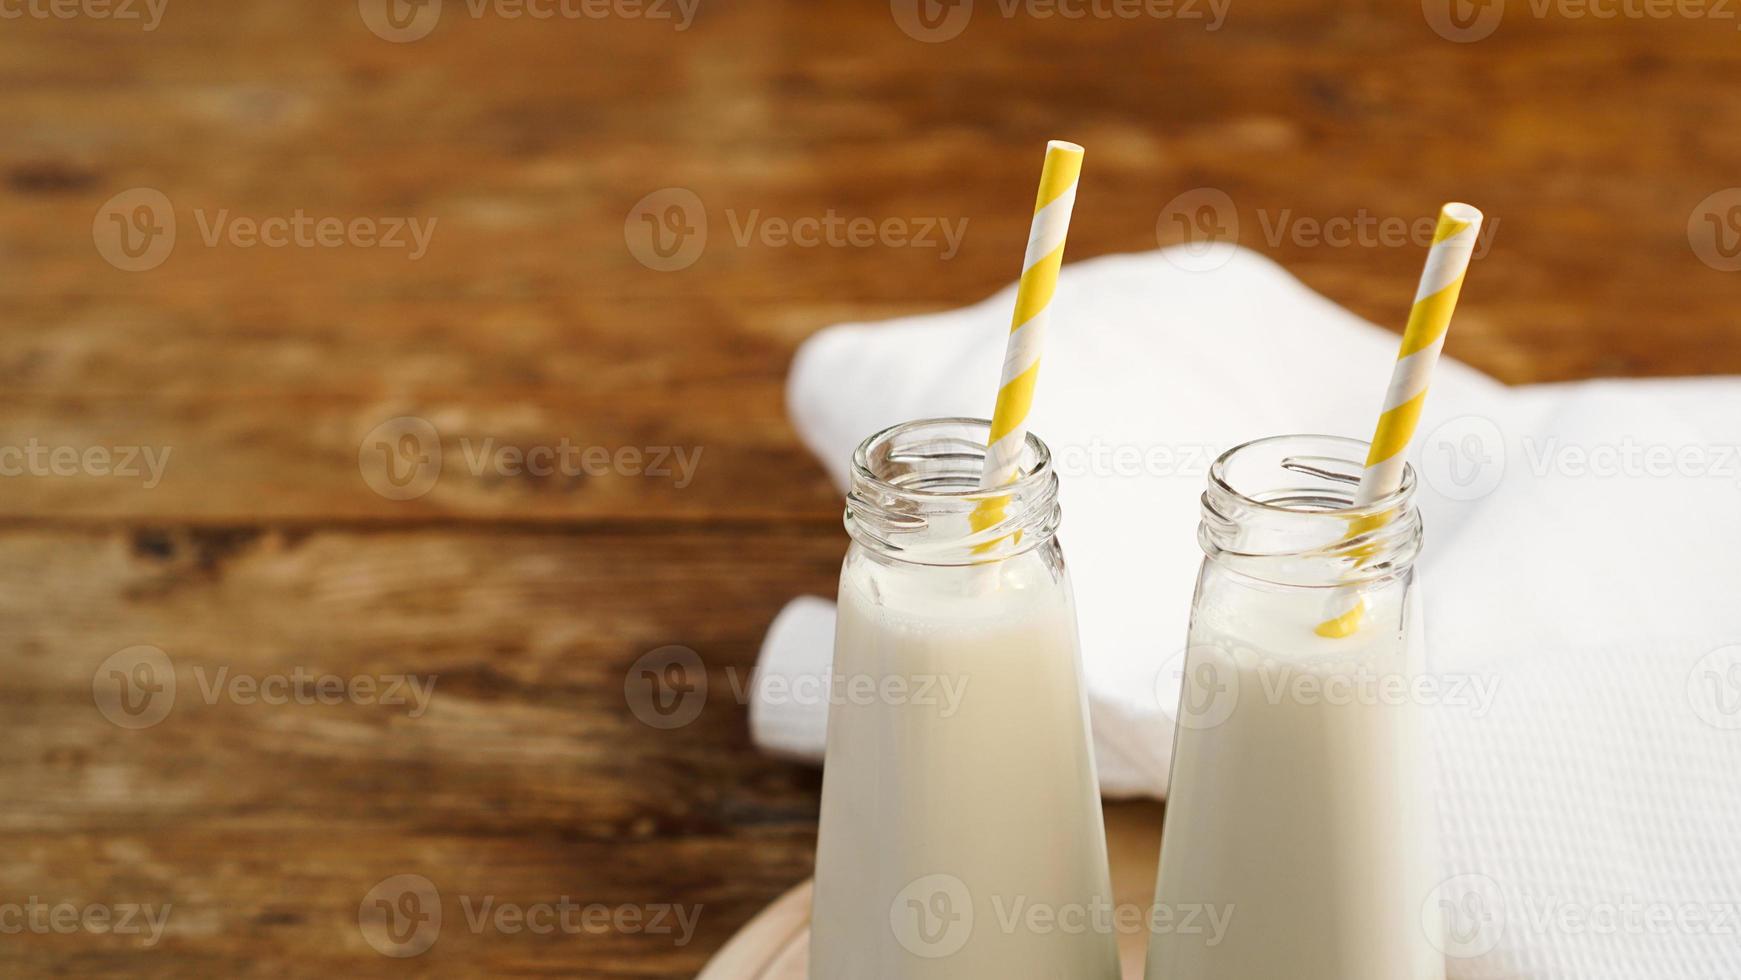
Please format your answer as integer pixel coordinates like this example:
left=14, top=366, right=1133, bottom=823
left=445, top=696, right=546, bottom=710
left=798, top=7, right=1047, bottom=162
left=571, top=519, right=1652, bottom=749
left=3, top=1, right=1737, bottom=975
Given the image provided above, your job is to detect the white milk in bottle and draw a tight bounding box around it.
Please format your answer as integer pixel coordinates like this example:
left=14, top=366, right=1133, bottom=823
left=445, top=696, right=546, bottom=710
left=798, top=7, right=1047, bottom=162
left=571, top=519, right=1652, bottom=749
left=1145, top=435, right=1445, bottom=980
left=810, top=418, right=1120, bottom=980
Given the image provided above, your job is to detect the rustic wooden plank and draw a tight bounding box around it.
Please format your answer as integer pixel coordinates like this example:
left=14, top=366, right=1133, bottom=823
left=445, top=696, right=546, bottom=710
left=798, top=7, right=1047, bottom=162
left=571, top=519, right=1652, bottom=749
left=1, top=525, right=841, bottom=975
left=3, top=3, right=1739, bottom=522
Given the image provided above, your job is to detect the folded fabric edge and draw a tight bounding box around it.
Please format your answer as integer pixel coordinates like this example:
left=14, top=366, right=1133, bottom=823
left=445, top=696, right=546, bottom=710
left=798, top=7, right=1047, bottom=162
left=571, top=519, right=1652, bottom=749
left=748, top=595, right=837, bottom=763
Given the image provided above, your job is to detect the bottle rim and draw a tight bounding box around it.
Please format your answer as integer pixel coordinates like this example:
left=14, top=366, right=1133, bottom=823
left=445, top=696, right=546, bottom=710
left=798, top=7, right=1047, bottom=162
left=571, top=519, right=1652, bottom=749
left=1200, top=433, right=1422, bottom=585
left=1207, top=433, right=1417, bottom=520
left=850, top=416, right=1053, bottom=501
left=845, top=417, right=1061, bottom=565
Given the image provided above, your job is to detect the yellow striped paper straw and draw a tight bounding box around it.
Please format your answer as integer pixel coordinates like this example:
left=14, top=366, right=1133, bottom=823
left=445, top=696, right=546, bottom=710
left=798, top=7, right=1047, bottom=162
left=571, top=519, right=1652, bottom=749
left=972, top=140, right=1084, bottom=544
left=1316, top=202, right=1484, bottom=638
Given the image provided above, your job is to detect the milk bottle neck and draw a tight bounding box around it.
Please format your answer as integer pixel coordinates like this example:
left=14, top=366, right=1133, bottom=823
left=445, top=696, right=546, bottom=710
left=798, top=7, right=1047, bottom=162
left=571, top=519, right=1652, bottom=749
left=844, top=417, right=1062, bottom=567
left=1199, top=434, right=1423, bottom=590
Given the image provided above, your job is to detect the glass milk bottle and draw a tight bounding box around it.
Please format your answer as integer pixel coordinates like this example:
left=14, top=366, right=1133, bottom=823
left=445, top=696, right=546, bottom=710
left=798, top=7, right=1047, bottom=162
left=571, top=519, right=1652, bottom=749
left=1145, top=435, right=1444, bottom=980
left=810, top=418, right=1120, bottom=980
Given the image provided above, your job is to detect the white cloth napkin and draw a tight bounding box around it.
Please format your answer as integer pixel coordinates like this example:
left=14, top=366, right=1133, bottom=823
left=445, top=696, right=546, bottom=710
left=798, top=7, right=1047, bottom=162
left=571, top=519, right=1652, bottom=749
left=754, top=247, right=1741, bottom=977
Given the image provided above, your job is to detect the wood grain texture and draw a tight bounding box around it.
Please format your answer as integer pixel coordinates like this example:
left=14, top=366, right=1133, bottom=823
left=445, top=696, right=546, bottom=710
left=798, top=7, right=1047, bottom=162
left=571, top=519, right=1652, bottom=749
left=6, top=526, right=836, bottom=976
left=1, top=0, right=1735, bottom=975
